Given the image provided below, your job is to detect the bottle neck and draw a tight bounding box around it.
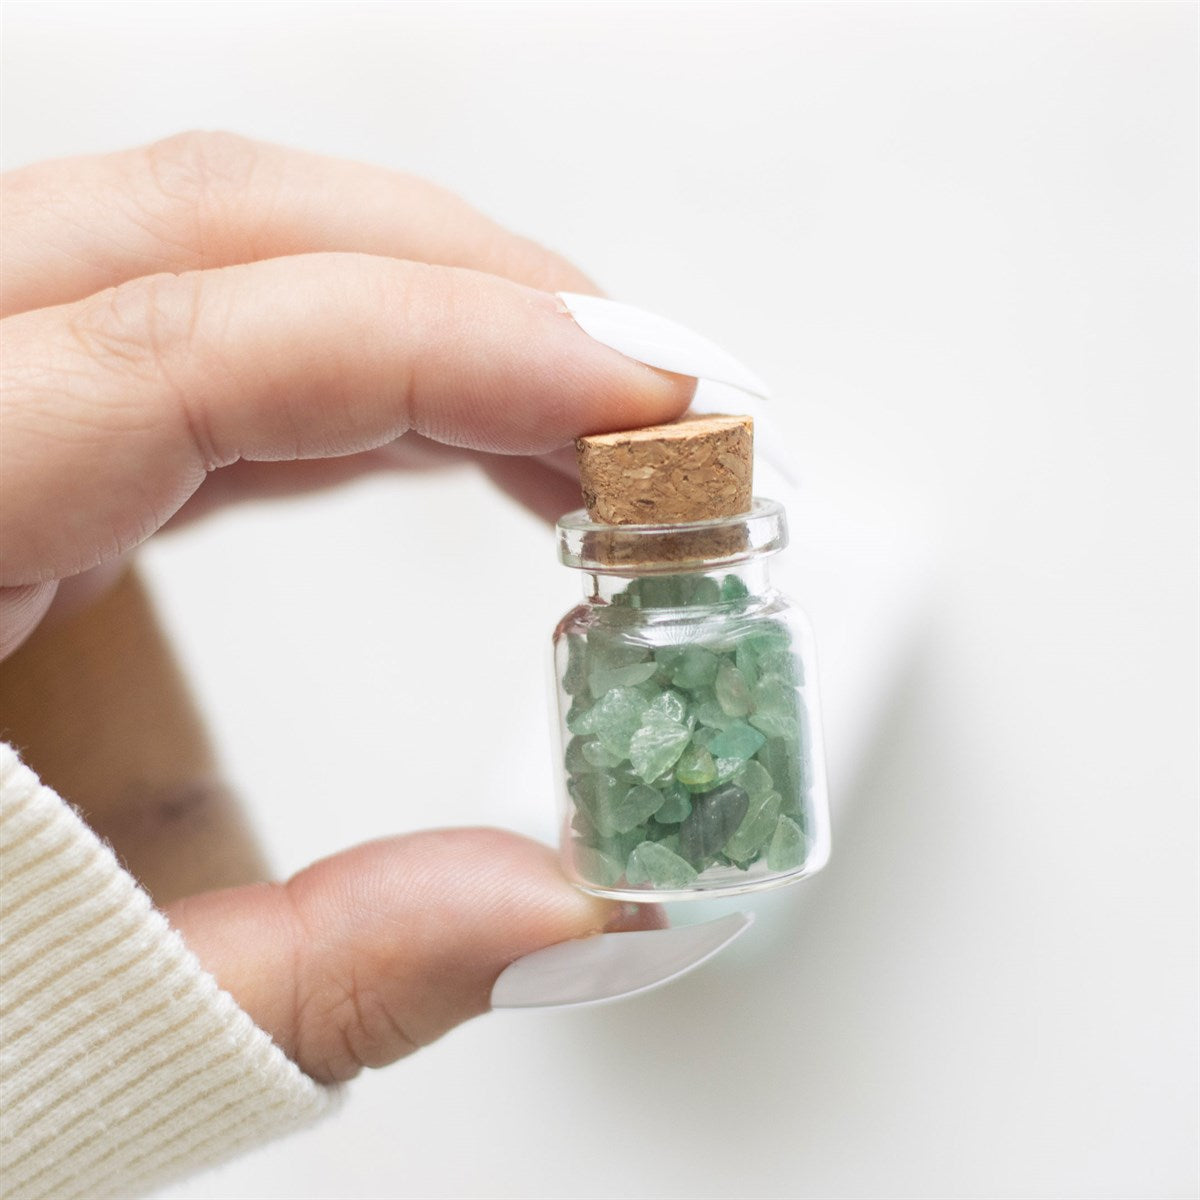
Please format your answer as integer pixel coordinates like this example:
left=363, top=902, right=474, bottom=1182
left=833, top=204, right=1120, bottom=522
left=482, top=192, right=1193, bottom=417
left=584, top=558, right=773, bottom=606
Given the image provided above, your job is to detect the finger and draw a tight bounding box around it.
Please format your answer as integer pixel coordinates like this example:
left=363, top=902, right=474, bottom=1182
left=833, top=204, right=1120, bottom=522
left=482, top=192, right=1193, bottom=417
left=1, top=132, right=598, bottom=317
left=0, top=253, right=695, bottom=585
left=165, top=829, right=664, bottom=1084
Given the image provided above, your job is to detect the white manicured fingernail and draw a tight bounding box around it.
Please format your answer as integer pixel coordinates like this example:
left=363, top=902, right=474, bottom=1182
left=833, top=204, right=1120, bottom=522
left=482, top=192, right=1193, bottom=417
left=491, top=911, right=752, bottom=1010
left=558, top=294, right=772, bottom=400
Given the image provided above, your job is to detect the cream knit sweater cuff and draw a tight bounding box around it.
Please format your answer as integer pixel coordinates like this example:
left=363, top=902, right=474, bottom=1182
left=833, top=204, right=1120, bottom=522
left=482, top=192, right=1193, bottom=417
left=0, top=743, right=335, bottom=1200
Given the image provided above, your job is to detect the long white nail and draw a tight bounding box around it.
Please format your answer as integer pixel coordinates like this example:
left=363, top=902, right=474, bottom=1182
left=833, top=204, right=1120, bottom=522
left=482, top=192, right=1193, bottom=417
left=558, top=294, right=772, bottom=400
left=491, top=911, right=752, bottom=1010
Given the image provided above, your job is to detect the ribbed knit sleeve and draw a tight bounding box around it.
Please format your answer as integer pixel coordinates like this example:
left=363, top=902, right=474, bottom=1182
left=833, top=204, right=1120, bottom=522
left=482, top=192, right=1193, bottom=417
left=0, top=743, right=335, bottom=1200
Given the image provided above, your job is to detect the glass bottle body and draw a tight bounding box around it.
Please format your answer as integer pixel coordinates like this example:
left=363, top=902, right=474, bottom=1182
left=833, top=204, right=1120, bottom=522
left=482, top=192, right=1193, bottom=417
left=551, top=506, right=830, bottom=901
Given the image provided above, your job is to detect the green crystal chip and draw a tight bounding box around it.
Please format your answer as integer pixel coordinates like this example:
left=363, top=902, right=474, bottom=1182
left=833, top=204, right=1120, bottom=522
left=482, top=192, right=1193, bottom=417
left=757, top=736, right=805, bottom=816
left=564, top=736, right=593, bottom=775
left=562, top=635, right=589, bottom=696
left=606, top=783, right=666, bottom=834
left=679, top=783, right=750, bottom=866
left=734, top=642, right=759, bottom=690
left=629, top=716, right=692, bottom=783
left=711, top=756, right=744, bottom=787
left=715, top=662, right=752, bottom=717
left=571, top=771, right=624, bottom=836
left=671, top=647, right=720, bottom=691
left=736, top=759, right=774, bottom=799
left=724, top=790, right=782, bottom=865
left=693, top=693, right=738, bottom=731
left=756, top=648, right=803, bottom=686
left=589, top=660, right=658, bottom=696
left=766, top=815, right=806, bottom=871
left=581, top=740, right=626, bottom=768
left=569, top=686, right=649, bottom=758
left=720, top=574, right=750, bottom=601
left=748, top=678, right=800, bottom=741
left=686, top=576, right=721, bottom=606
left=707, top=722, right=767, bottom=760
left=654, top=781, right=692, bottom=824
left=646, top=688, right=688, bottom=725
left=654, top=646, right=686, bottom=672
left=637, top=576, right=686, bottom=608
left=675, top=744, right=717, bottom=788
left=585, top=630, right=651, bottom=670
left=745, top=623, right=791, bottom=656
left=573, top=845, right=625, bottom=887
left=625, top=841, right=699, bottom=889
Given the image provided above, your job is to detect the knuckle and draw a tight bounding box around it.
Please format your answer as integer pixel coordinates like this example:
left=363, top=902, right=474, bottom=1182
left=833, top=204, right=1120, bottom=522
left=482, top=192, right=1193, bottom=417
left=291, top=953, right=421, bottom=1082
left=137, top=131, right=265, bottom=255
left=64, top=270, right=221, bottom=469
left=281, top=874, right=421, bottom=1084
left=66, top=271, right=203, bottom=379
left=331, top=976, right=421, bottom=1073
left=143, top=130, right=261, bottom=207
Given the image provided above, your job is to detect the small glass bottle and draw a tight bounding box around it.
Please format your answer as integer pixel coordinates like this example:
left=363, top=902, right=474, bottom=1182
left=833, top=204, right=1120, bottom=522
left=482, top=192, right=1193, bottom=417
left=551, top=499, right=830, bottom=901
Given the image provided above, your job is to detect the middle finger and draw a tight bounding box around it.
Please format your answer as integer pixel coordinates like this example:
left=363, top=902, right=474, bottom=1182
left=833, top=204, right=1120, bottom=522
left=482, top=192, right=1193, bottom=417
left=1, top=132, right=598, bottom=317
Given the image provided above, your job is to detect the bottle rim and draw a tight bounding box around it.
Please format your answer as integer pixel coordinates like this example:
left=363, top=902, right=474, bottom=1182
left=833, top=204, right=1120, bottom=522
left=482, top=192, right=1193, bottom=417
left=556, top=497, right=787, bottom=574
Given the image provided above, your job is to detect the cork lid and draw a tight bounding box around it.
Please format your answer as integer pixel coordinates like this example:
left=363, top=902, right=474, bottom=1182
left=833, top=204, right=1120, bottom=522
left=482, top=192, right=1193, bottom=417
left=575, top=413, right=753, bottom=526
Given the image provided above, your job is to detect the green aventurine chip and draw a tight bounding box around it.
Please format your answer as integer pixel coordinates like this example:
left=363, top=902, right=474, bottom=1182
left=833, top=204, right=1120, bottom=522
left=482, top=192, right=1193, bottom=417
left=589, top=660, right=658, bottom=696
left=675, top=744, right=717, bottom=788
left=562, top=574, right=811, bottom=890
left=766, top=815, right=806, bottom=871
left=715, top=662, right=752, bottom=717
left=654, top=782, right=692, bottom=824
left=625, top=841, right=698, bottom=889
left=736, top=759, right=774, bottom=799
left=748, top=678, right=799, bottom=740
left=679, top=784, right=749, bottom=866
left=573, top=846, right=624, bottom=887
left=671, top=647, right=720, bottom=691
left=581, top=740, right=625, bottom=768
left=606, top=783, right=666, bottom=834
left=647, top=689, right=688, bottom=724
left=724, top=791, right=782, bottom=864
left=629, top=717, right=692, bottom=783
left=568, top=686, right=648, bottom=757
left=707, top=722, right=767, bottom=760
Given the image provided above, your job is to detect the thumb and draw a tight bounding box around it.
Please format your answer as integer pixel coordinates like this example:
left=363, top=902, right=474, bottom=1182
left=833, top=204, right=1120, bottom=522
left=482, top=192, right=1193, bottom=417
left=165, top=828, right=660, bottom=1084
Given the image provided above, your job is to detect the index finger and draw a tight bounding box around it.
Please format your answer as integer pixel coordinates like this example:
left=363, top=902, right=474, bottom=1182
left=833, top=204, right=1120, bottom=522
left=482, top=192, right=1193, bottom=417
left=0, top=253, right=694, bottom=585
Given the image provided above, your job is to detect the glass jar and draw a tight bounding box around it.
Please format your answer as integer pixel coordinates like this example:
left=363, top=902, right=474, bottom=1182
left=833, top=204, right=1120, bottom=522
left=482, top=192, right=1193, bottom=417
left=551, top=499, right=830, bottom=901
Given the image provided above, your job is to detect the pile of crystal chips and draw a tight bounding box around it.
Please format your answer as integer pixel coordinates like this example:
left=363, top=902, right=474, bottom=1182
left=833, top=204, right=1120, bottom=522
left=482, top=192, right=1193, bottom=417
left=561, top=574, right=811, bottom=890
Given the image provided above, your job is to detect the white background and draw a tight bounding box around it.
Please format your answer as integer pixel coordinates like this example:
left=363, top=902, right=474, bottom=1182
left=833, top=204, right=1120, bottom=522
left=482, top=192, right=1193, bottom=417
left=2, top=2, right=1197, bottom=1197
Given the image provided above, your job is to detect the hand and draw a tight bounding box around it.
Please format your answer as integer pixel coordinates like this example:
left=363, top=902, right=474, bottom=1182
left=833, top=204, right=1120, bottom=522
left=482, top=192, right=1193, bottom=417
left=0, top=132, right=692, bottom=1082
left=1, top=130, right=693, bottom=655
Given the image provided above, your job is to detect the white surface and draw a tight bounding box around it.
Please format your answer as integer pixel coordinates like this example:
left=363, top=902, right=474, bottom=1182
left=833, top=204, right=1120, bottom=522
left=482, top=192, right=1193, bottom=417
left=2, top=2, right=1196, bottom=1198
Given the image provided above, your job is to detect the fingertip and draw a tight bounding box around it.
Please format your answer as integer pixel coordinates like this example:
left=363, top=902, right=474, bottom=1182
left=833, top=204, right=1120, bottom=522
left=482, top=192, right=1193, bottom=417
left=554, top=306, right=698, bottom=440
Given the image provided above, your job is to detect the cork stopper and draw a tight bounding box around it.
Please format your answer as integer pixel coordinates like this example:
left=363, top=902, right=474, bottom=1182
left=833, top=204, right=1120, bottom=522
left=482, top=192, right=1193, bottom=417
left=575, top=413, right=753, bottom=525
left=570, top=413, right=754, bottom=568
